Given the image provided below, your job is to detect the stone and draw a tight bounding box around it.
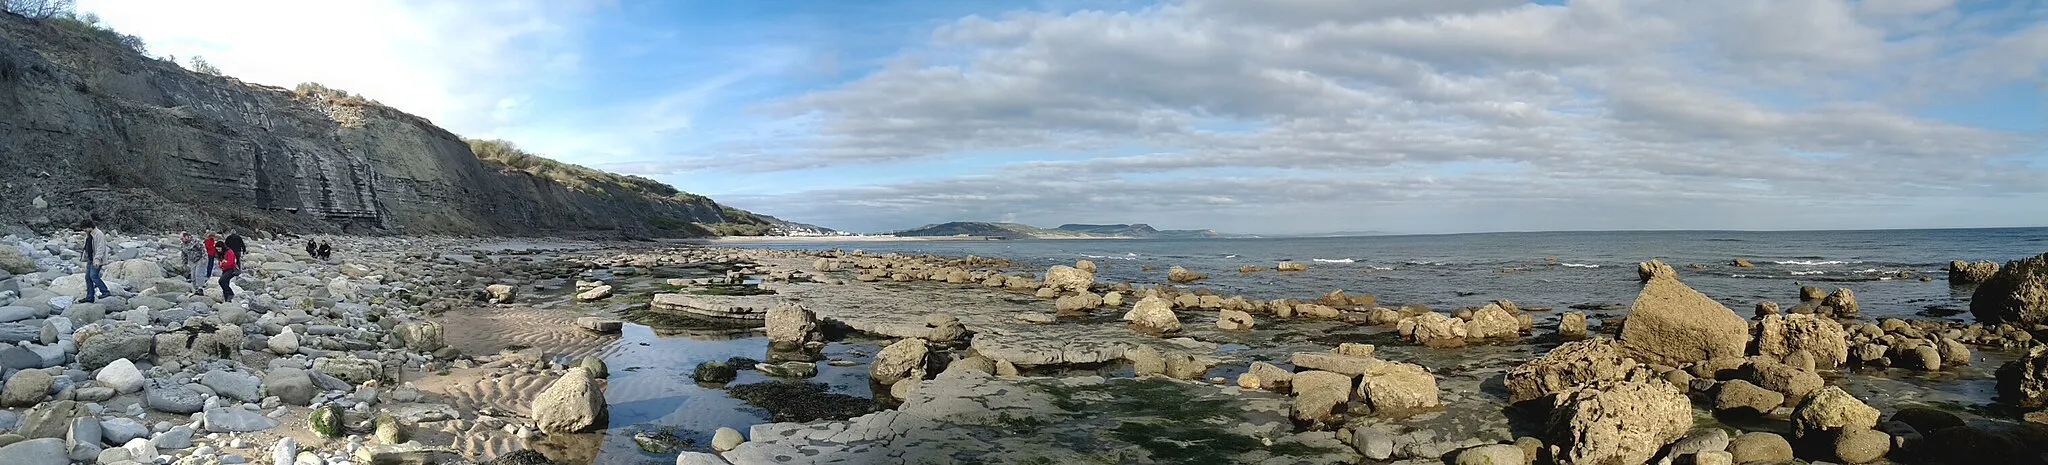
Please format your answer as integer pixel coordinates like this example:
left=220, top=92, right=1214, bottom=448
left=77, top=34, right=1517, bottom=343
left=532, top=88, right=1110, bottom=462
left=2, top=369, right=51, bottom=407
left=1821, top=288, right=1859, bottom=316
left=313, top=356, right=382, bottom=385
left=1042, top=265, right=1094, bottom=292
left=1126, top=346, right=1164, bottom=376
left=1352, top=426, right=1394, bottom=460
left=1669, top=428, right=1731, bottom=456
left=1504, top=339, right=1638, bottom=404
left=574, top=284, right=613, bottom=301
left=0, top=437, right=65, bottom=465
left=1290, top=370, right=1351, bottom=428
left=870, top=338, right=930, bottom=386
left=1749, top=360, right=1823, bottom=407
left=531, top=368, right=606, bottom=433
left=1237, top=361, right=1292, bottom=391
left=95, top=358, right=145, bottom=393
left=1713, top=379, right=1783, bottom=416
left=1294, top=303, right=1340, bottom=318
left=1216, top=309, right=1255, bottom=330
left=924, top=314, right=966, bottom=343
left=1291, top=352, right=1377, bottom=376
left=712, top=427, right=743, bottom=452
left=1937, top=338, right=1971, bottom=366
left=1161, top=352, right=1214, bottom=380
left=1619, top=262, right=1749, bottom=366
left=151, top=425, right=193, bottom=450
left=76, top=325, right=152, bottom=370
left=200, top=370, right=263, bottom=402
left=1454, top=444, right=1524, bottom=465
left=755, top=361, right=817, bottom=379
left=678, top=452, right=727, bottom=465
left=267, top=328, right=299, bottom=355
left=0, top=346, right=39, bottom=371
left=263, top=368, right=317, bottom=406
left=1545, top=379, right=1691, bottom=465
left=1728, top=431, right=1793, bottom=464
left=1406, top=312, right=1468, bottom=348
left=1125, top=296, right=1181, bottom=335
left=1466, top=303, right=1519, bottom=339
left=1833, top=428, right=1889, bottom=463
left=145, top=384, right=205, bottom=414
left=692, top=362, right=737, bottom=384
left=99, top=418, right=147, bottom=444
left=764, top=304, right=820, bottom=347
left=308, top=405, right=345, bottom=437
left=1890, top=407, right=1965, bottom=436
left=1558, top=312, right=1588, bottom=339
left=271, top=437, right=297, bottom=465
left=395, top=321, right=445, bottom=352
left=1015, top=312, right=1055, bottom=324
left=1949, top=260, right=1999, bottom=285
left=0, top=247, right=33, bottom=275
left=1754, top=314, right=1850, bottom=368
left=1166, top=266, right=1206, bottom=283
left=1695, top=450, right=1733, bottom=465
left=1356, top=359, right=1440, bottom=414
left=202, top=407, right=280, bottom=432
left=1972, top=253, right=2048, bottom=326
left=373, top=414, right=408, bottom=444
left=1053, top=293, right=1102, bottom=313
left=485, top=284, right=515, bottom=304
left=1792, top=386, right=1880, bottom=439
left=574, top=317, right=622, bottom=333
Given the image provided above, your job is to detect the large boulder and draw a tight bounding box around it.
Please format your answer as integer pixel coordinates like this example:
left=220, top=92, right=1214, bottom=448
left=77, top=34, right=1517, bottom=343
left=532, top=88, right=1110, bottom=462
left=0, top=246, right=34, bottom=274
left=1619, top=261, right=1748, bottom=366
left=395, top=321, right=445, bottom=352
left=1290, top=370, right=1351, bottom=428
left=1166, top=266, right=1206, bottom=284
left=870, top=338, right=930, bottom=386
left=263, top=368, right=318, bottom=406
left=1125, top=296, right=1181, bottom=335
left=1997, top=343, right=2048, bottom=408
left=1754, top=314, right=1850, bottom=369
left=2, top=369, right=52, bottom=407
left=1403, top=312, right=1468, bottom=348
left=764, top=304, right=820, bottom=347
left=103, top=259, right=164, bottom=282
left=1972, top=253, right=2048, bottom=326
left=1217, top=309, right=1255, bottom=330
left=75, top=324, right=153, bottom=370
left=1545, top=378, right=1692, bottom=465
left=0, top=437, right=66, bottom=465
left=484, top=284, right=515, bottom=304
left=1355, top=360, right=1440, bottom=414
left=1237, top=361, right=1292, bottom=391
left=1042, top=265, right=1094, bottom=293
left=531, top=367, right=606, bottom=433
left=1504, top=339, right=1640, bottom=404
left=1791, top=386, right=1879, bottom=439
left=1950, top=260, right=1999, bottom=285
left=1466, top=303, right=1520, bottom=339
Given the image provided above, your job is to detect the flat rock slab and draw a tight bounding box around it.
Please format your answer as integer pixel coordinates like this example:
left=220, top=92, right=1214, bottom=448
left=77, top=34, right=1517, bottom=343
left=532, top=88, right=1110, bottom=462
left=574, top=317, right=623, bottom=334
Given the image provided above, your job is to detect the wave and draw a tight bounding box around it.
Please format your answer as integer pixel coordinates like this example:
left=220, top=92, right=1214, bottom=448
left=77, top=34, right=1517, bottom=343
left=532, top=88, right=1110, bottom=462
left=1079, top=254, right=1137, bottom=261
left=1366, top=266, right=1395, bottom=271
left=1313, top=258, right=1355, bottom=263
left=1404, top=261, right=1451, bottom=266
left=1791, top=271, right=1825, bottom=275
left=1560, top=263, right=1599, bottom=268
left=1224, top=254, right=1238, bottom=258
left=1775, top=260, right=1856, bottom=266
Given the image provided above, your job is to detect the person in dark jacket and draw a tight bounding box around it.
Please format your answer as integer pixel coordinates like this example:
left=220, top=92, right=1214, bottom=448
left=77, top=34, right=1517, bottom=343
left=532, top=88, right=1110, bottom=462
left=316, top=240, right=332, bottom=261
left=305, top=238, right=318, bottom=259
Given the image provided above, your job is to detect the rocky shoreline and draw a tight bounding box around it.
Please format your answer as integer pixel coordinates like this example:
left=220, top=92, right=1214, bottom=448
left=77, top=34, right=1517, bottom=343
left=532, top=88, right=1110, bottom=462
left=0, top=232, right=2044, bottom=464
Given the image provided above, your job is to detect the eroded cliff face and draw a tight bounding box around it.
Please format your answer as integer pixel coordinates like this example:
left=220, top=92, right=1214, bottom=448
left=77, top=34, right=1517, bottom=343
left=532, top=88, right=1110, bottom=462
left=0, top=13, right=766, bottom=237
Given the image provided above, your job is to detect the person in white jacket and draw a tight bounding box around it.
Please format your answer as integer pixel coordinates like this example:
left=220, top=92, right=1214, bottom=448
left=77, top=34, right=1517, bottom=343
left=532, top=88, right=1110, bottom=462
left=80, top=219, right=113, bottom=302
left=181, top=232, right=207, bottom=295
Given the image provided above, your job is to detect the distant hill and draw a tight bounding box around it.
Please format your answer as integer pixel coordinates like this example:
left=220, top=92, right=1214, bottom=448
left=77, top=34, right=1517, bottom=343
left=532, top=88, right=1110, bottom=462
left=895, top=222, right=1239, bottom=239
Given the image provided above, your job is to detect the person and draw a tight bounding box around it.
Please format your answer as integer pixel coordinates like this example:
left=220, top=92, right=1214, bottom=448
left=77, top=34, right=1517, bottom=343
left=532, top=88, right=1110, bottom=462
left=305, top=238, right=318, bottom=259
left=217, top=239, right=240, bottom=301
left=316, top=240, right=332, bottom=261
left=203, top=232, right=219, bottom=279
left=80, top=219, right=113, bottom=303
left=181, top=232, right=207, bottom=296
left=225, top=230, right=245, bottom=257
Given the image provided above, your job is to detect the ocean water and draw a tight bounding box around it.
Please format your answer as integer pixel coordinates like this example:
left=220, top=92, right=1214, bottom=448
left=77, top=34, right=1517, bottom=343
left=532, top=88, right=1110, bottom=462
left=735, top=227, right=2048, bottom=321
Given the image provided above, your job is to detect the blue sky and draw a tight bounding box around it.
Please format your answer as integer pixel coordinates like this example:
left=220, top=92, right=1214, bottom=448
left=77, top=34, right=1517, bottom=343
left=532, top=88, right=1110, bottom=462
left=78, top=0, right=2048, bottom=234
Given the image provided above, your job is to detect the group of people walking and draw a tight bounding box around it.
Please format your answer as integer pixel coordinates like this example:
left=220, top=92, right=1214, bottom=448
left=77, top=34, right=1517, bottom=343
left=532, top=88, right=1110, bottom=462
left=75, top=219, right=245, bottom=303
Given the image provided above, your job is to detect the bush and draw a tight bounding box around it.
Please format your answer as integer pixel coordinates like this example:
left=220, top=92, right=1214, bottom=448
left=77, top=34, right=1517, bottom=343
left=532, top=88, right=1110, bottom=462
left=2, top=0, right=73, bottom=19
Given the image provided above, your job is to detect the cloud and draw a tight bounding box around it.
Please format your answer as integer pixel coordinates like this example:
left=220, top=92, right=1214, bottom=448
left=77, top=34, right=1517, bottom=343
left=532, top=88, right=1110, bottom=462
left=695, top=0, right=2046, bottom=233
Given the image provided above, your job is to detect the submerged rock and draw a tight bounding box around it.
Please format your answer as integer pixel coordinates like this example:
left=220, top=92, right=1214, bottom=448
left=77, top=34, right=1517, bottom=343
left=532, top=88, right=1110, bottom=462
left=1619, top=261, right=1747, bottom=366
left=726, top=381, right=875, bottom=423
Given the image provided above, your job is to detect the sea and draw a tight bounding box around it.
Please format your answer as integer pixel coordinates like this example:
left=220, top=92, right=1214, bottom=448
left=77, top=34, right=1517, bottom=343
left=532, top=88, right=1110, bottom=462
left=731, top=227, right=2048, bottom=321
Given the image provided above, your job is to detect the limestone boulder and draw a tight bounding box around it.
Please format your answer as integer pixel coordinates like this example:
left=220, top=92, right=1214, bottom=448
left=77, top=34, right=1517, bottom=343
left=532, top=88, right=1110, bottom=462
left=765, top=304, right=820, bottom=347
left=1404, top=312, right=1467, bottom=348
left=395, top=321, right=445, bottom=352
left=1791, top=386, right=1880, bottom=439
left=1217, top=309, right=1255, bottom=330
left=1125, top=296, right=1181, bottom=335
left=1042, top=265, right=1094, bottom=293
left=1545, top=378, right=1691, bottom=465
left=1754, top=314, right=1849, bottom=369
left=870, top=338, right=930, bottom=386
left=1972, top=253, right=2048, bottom=326
left=531, top=368, right=606, bottom=433
left=1237, top=361, right=1292, bottom=392
left=1997, top=343, right=2048, bottom=408
left=1356, top=360, right=1440, bottom=414
left=1291, top=370, right=1351, bottom=428
left=1054, top=292, right=1102, bottom=313
left=1619, top=261, right=1748, bottom=366
left=1166, top=266, right=1206, bottom=284
left=1504, top=339, right=1640, bottom=404
left=1558, top=312, right=1588, bottom=339
left=485, top=284, right=515, bottom=304
left=1950, top=260, right=1998, bottom=285
left=1466, top=303, right=1519, bottom=339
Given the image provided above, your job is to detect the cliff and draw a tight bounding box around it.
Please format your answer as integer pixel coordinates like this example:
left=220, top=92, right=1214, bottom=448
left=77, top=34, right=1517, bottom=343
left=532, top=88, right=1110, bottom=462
left=0, top=12, right=785, bottom=237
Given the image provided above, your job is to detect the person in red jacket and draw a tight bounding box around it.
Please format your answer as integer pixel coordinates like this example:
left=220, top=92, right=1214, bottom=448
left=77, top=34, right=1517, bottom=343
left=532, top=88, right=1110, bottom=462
left=217, top=244, right=239, bottom=301
left=203, top=232, right=219, bottom=279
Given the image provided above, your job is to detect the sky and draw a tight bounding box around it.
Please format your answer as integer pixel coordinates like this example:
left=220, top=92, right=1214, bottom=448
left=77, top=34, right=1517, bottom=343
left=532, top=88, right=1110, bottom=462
left=74, top=0, right=2048, bottom=235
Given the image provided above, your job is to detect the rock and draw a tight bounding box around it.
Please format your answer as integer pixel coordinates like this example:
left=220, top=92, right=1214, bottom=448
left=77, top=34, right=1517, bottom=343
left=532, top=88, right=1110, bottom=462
left=1733, top=258, right=1754, bottom=268
left=1125, top=296, right=1181, bottom=335
left=2000, top=343, right=2048, bottom=408
left=267, top=328, right=299, bottom=355
left=531, top=368, right=606, bottom=433
left=1352, top=426, right=1394, bottom=460
left=313, top=356, right=382, bottom=385
left=692, top=362, right=738, bottom=383
left=924, top=314, right=966, bottom=343
left=1713, top=379, right=1784, bottom=416
left=764, top=304, right=820, bottom=347
left=0, top=437, right=65, bottom=465
left=1356, top=359, right=1440, bottom=414
left=1890, top=407, right=1965, bottom=436
left=1466, top=303, right=1519, bottom=339
left=1454, top=444, right=1524, bottom=465
left=1216, top=309, right=1255, bottom=330
left=1, top=369, right=51, bottom=407
left=1792, top=386, right=1880, bottom=439
left=1754, top=314, right=1850, bottom=368
left=99, top=418, right=147, bottom=444
left=1937, top=338, right=1971, bottom=366
left=1294, top=303, right=1340, bottom=319
left=1291, top=352, right=1376, bottom=376
left=1821, top=288, right=1859, bottom=317
left=145, top=384, right=205, bottom=414
left=755, top=361, right=817, bottom=378
left=1126, top=346, right=1164, bottom=376
left=1102, top=292, right=1124, bottom=307
left=76, top=325, right=152, bottom=370
left=0, top=247, right=33, bottom=275
left=712, top=427, right=743, bottom=452
left=263, top=368, right=317, bottom=406
left=677, top=452, right=728, bottom=465
left=1237, top=361, right=1292, bottom=391
left=1161, top=352, right=1214, bottom=380
left=574, top=284, right=613, bottom=301
left=1405, top=312, right=1468, bottom=348
left=574, top=317, right=622, bottom=333
left=1042, top=265, right=1094, bottom=292
left=1749, top=360, right=1823, bottom=406
left=1166, top=266, right=1206, bottom=284
left=1053, top=293, right=1102, bottom=313
left=395, top=321, right=445, bottom=352
left=95, top=358, right=145, bottom=393
left=870, top=338, right=930, bottom=385
left=1833, top=428, right=1889, bottom=463
left=1504, top=339, right=1638, bottom=404
left=1558, top=312, right=1588, bottom=339
left=1545, top=379, right=1691, bottom=465
left=1619, top=262, right=1748, bottom=366
left=1290, top=370, right=1351, bottom=428
left=1728, top=432, right=1793, bottom=464
left=103, top=259, right=164, bottom=282
left=200, top=370, right=263, bottom=402
left=308, top=405, right=345, bottom=437
left=271, top=437, right=297, bottom=465
left=1016, top=312, right=1055, bottom=324
left=202, top=406, right=280, bottom=432
left=151, top=425, right=193, bottom=450
left=485, top=284, right=515, bottom=304
left=1669, top=428, right=1731, bottom=457
left=1950, top=260, right=1999, bottom=285
left=373, top=414, right=408, bottom=445
left=1974, top=253, right=2048, bottom=326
